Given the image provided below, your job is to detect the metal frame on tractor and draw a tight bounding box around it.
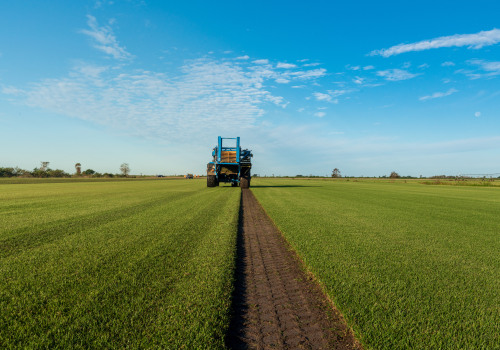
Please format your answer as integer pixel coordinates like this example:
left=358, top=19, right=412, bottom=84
left=207, top=136, right=252, bottom=188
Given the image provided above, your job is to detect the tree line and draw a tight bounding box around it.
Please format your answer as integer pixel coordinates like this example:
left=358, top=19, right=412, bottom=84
left=0, top=162, right=130, bottom=178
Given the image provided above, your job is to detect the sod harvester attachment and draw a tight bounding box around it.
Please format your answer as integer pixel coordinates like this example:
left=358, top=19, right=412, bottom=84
left=207, top=136, right=252, bottom=188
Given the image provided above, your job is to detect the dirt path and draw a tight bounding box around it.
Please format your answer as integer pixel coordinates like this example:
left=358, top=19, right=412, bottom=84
left=226, top=189, right=361, bottom=350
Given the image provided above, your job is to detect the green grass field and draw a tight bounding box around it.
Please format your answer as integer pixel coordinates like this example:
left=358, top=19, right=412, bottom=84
left=1, top=179, right=239, bottom=349
left=2, top=177, right=499, bottom=349
left=251, top=178, right=500, bottom=349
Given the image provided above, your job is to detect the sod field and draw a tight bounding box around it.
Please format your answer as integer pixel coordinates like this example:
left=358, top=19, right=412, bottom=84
left=0, top=178, right=239, bottom=349
left=251, top=178, right=500, bottom=349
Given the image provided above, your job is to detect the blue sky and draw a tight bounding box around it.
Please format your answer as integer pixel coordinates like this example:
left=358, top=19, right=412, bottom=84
left=1, top=0, right=499, bottom=176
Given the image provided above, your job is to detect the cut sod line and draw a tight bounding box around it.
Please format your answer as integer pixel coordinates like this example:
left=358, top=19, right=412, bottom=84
left=226, top=189, right=361, bottom=349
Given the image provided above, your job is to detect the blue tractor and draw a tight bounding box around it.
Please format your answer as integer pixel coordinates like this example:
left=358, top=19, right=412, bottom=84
left=207, top=136, right=253, bottom=188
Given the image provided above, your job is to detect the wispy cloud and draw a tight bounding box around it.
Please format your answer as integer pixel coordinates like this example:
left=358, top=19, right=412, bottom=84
left=288, top=68, right=327, bottom=79
left=376, top=69, right=418, bottom=81
left=314, top=111, right=326, bottom=118
left=419, top=88, right=458, bottom=101
left=4, top=59, right=286, bottom=141
left=353, top=76, right=365, bottom=84
left=277, top=62, right=297, bottom=69
left=329, top=89, right=353, bottom=97
left=363, top=65, right=374, bottom=70
left=312, top=89, right=350, bottom=103
left=253, top=59, right=269, bottom=64
left=275, top=78, right=290, bottom=84
left=370, top=28, right=500, bottom=57
left=80, top=15, right=132, bottom=60
left=236, top=55, right=250, bottom=60
left=347, top=65, right=360, bottom=71
left=441, top=61, right=455, bottom=67
left=313, top=92, right=332, bottom=102
left=3, top=56, right=330, bottom=143
left=466, top=59, right=500, bottom=78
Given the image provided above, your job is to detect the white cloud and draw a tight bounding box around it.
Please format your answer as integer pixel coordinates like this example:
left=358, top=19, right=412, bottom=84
left=370, top=28, right=500, bottom=57
left=475, top=111, right=481, bottom=117
left=376, top=69, right=418, bottom=81
left=303, top=62, right=321, bottom=67
left=236, top=55, right=250, bottom=60
left=1, top=86, right=22, bottom=95
left=441, top=61, right=455, bottom=67
left=353, top=76, right=365, bottom=84
left=328, top=89, right=353, bottom=97
left=275, top=78, right=290, bottom=84
left=418, top=63, right=430, bottom=69
left=74, top=63, right=109, bottom=78
left=314, top=111, right=326, bottom=118
left=468, top=59, right=500, bottom=76
left=80, top=15, right=132, bottom=60
left=253, top=59, right=269, bottom=64
left=312, top=90, right=345, bottom=103
left=5, top=59, right=294, bottom=141
left=347, top=65, right=360, bottom=71
left=363, top=65, right=374, bottom=70
left=313, top=92, right=332, bottom=102
left=419, top=88, right=458, bottom=101
left=288, top=68, right=327, bottom=79
left=277, top=62, right=297, bottom=69
left=3, top=55, right=332, bottom=143
left=457, top=60, right=500, bottom=79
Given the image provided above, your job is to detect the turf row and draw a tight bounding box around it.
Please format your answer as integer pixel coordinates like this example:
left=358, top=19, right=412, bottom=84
left=251, top=178, right=500, bottom=350
left=0, top=180, right=239, bottom=349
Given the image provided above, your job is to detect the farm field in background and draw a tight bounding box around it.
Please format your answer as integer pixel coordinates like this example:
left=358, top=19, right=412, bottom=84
left=251, top=178, right=500, bottom=349
left=0, top=179, right=239, bottom=348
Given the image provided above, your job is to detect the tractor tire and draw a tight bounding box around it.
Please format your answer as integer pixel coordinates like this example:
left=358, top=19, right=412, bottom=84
left=207, top=175, right=217, bottom=187
left=240, top=176, right=250, bottom=189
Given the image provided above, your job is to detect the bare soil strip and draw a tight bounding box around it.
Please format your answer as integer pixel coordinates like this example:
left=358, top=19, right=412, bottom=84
left=227, top=189, right=361, bottom=350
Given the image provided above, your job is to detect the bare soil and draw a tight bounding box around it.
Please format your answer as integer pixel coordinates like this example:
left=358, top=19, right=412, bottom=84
left=226, top=189, right=362, bottom=350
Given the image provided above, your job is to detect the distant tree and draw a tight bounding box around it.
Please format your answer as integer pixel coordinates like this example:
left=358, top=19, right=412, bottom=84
left=83, top=169, right=96, bottom=175
left=75, top=163, right=82, bottom=175
left=0, top=167, right=15, bottom=177
left=331, top=168, right=341, bottom=178
left=14, top=167, right=27, bottom=176
left=120, top=163, right=130, bottom=176
left=32, top=167, right=50, bottom=178
left=47, top=169, right=70, bottom=178
left=40, top=162, right=50, bottom=171
left=390, top=171, right=400, bottom=178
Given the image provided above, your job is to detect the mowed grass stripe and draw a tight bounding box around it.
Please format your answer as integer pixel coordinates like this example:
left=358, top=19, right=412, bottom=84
left=0, top=180, right=190, bottom=236
left=251, top=179, right=500, bottom=350
left=1, top=191, right=198, bottom=258
left=1, top=180, right=239, bottom=349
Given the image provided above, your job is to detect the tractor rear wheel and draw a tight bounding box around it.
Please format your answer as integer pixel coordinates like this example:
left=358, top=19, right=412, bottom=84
left=240, top=176, right=250, bottom=189
left=207, top=175, right=217, bottom=187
